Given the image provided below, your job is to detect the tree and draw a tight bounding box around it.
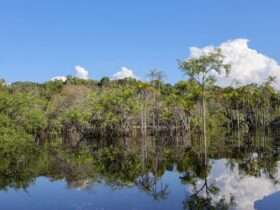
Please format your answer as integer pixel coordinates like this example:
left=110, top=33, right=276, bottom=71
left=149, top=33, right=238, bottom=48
left=147, top=69, right=165, bottom=133
left=179, top=49, right=230, bottom=163
left=136, top=82, right=153, bottom=136
left=98, top=77, right=110, bottom=87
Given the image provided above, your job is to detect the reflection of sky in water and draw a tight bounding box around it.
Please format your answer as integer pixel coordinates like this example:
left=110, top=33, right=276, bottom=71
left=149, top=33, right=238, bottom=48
left=187, top=159, right=280, bottom=210
left=0, top=172, right=186, bottom=210
left=255, top=190, right=280, bottom=210
left=1, top=160, right=280, bottom=210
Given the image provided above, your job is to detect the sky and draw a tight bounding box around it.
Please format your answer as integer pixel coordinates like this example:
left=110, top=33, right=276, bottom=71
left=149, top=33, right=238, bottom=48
left=1, top=0, right=280, bottom=84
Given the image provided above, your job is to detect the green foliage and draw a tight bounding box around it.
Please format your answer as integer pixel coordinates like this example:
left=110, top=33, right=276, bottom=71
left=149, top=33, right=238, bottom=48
left=179, top=49, right=230, bottom=88
left=1, top=71, right=280, bottom=143
left=0, top=91, right=47, bottom=137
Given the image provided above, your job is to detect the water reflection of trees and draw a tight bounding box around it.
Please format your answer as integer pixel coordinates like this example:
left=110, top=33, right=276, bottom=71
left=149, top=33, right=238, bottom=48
left=0, top=132, right=280, bottom=208
left=179, top=147, right=235, bottom=210
left=181, top=131, right=280, bottom=210
left=185, top=192, right=235, bottom=210
left=136, top=173, right=169, bottom=200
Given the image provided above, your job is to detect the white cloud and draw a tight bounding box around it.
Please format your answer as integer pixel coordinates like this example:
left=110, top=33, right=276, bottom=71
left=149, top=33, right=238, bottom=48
left=50, top=65, right=89, bottom=82
left=75, top=65, right=89, bottom=80
left=187, top=159, right=280, bottom=210
left=50, top=76, right=67, bottom=82
left=189, top=39, right=280, bottom=88
left=111, top=67, right=137, bottom=80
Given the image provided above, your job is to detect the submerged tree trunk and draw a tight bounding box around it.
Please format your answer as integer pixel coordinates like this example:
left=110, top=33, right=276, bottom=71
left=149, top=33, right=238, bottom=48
left=140, top=97, right=148, bottom=136
left=202, top=89, right=207, bottom=167
left=237, top=109, right=240, bottom=131
left=63, top=123, right=82, bottom=147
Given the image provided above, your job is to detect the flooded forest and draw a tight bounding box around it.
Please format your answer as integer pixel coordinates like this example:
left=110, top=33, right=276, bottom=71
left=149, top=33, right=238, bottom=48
left=1, top=51, right=280, bottom=210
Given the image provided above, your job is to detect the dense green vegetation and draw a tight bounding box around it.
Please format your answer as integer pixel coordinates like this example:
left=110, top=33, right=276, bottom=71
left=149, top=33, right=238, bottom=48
left=1, top=52, right=280, bottom=145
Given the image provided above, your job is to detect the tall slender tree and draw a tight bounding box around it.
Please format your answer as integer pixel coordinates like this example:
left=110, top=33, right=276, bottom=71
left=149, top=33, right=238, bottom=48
left=179, top=49, right=230, bottom=163
left=147, top=69, right=165, bottom=133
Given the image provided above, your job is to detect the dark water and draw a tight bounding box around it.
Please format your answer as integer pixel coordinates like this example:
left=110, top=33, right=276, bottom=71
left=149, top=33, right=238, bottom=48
left=1, top=133, right=280, bottom=210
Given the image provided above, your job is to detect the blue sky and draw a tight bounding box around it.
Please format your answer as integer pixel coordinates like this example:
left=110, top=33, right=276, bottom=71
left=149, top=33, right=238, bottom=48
left=1, top=0, right=280, bottom=83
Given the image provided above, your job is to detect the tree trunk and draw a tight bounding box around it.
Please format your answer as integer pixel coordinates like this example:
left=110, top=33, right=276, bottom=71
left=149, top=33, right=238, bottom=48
left=202, top=89, right=207, bottom=167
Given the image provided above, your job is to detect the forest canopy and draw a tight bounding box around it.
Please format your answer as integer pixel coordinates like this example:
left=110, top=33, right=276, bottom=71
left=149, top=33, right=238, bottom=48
left=1, top=52, right=280, bottom=145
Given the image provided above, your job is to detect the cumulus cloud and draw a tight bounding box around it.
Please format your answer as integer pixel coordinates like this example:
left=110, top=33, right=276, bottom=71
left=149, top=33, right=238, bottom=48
left=187, top=159, right=280, bottom=210
left=74, top=65, right=89, bottom=80
left=111, top=67, right=137, bottom=80
left=189, top=39, right=280, bottom=88
left=50, top=76, right=67, bottom=82
left=50, top=65, right=89, bottom=81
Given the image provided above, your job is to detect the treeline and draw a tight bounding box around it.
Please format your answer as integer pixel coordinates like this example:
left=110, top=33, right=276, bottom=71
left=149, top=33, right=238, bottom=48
left=1, top=74, right=280, bottom=144
left=0, top=76, right=191, bottom=144
left=1, top=50, right=280, bottom=144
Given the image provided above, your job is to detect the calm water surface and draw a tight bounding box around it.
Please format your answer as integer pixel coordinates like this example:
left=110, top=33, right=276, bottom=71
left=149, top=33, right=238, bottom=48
left=1, top=133, right=280, bottom=210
